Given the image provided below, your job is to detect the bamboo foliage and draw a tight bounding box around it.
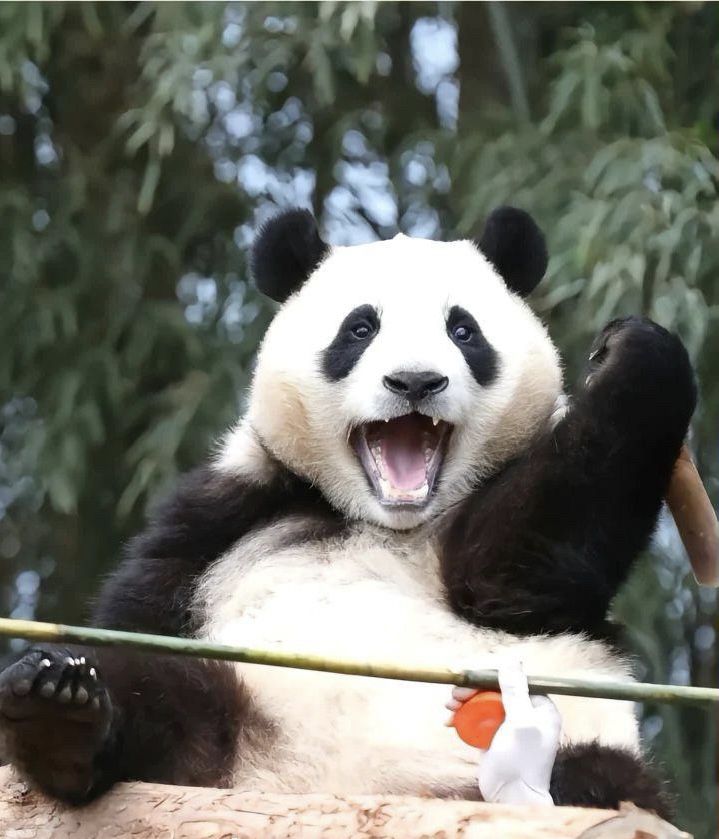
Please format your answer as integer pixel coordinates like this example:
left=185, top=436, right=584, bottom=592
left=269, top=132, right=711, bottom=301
left=1, top=4, right=716, bottom=837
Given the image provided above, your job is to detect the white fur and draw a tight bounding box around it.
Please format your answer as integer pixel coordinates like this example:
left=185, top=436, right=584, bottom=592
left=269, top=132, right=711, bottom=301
left=222, top=235, right=563, bottom=530
left=213, top=419, right=277, bottom=484
left=201, top=232, right=635, bottom=797
left=194, top=522, right=639, bottom=796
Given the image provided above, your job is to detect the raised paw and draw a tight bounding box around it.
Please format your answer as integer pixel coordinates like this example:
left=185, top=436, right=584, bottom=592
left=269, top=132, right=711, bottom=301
left=0, top=647, right=107, bottom=719
left=584, top=316, right=696, bottom=435
left=586, top=317, right=693, bottom=390
left=0, top=646, right=113, bottom=800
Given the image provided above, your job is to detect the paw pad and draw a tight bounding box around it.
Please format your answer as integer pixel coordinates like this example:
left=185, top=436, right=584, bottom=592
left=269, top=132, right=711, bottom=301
left=0, top=648, right=106, bottom=711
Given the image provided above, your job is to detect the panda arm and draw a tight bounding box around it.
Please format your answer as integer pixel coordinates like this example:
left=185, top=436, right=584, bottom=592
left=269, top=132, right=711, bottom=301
left=440, top=316, right=696, bottom=638
left=0, top=461, right=323, bottom=801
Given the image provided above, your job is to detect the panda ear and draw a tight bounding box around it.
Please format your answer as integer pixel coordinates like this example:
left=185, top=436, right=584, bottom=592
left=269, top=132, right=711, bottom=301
left=476, top=206, right=548, bottom=297
left=251, top=209, right=329, bottom=303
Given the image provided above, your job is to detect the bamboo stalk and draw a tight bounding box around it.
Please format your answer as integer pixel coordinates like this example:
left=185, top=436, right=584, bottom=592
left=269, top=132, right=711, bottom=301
left=0, top=617, right=716, bottom=707
left=487, top=3, right=531, bottom=124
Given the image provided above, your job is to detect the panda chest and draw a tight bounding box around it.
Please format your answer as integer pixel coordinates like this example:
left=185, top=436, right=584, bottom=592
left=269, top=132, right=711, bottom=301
left=192, top=522, right=638, bottom=794
left=193, top=524, right=487, bottom=793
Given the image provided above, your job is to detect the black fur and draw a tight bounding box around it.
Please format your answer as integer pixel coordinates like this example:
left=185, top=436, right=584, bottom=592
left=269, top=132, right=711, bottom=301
left=0, top=646, right=114, bottom=803
left=444, top=743, right=670, bottom=813
left=0, top=645, right=269, bottom=801
left=0, top=456, right=340, bottom=801
left=446, top=305, right=498, bottom=386
left=0, top=313, right=696, bottom=810
left=438, top=316, right=696, bottom=638
left=477, top=206, right=548, bottom=297
left=551, top=742, right=672, bottom=816
left=322, top=304, right=380, bottom=381
left=251, top=209, right=328, bottom=303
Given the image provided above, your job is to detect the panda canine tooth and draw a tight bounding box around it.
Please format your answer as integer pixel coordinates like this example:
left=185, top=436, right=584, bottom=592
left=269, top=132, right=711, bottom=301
left=432, top=416, right=440, bottom=426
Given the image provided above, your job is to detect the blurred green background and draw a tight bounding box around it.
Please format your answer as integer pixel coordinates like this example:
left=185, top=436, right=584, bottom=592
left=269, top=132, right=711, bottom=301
left=0, top=2, right=716, bottom=834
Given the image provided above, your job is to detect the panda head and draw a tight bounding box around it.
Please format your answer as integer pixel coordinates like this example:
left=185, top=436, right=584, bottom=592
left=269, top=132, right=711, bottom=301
left=240, top=207, right=562, bottom=530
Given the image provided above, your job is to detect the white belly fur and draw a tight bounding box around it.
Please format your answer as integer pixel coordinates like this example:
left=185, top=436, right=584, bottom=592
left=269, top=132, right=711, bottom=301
left=193, top=519, right=640, bottom=795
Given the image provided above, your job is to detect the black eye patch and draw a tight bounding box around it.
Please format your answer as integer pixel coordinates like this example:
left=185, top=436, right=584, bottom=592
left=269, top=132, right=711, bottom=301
left=446, top=305, right=498, bottom=386
left=322, top=304, right=380, bottom=381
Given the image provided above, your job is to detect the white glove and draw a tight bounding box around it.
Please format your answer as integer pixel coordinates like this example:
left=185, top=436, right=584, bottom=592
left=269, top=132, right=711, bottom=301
left=447, top=660, right=561, bottom=805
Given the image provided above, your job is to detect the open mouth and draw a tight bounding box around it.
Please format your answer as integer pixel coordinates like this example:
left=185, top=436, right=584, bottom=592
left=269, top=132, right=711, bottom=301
left=351, top=413, right=453, bottom=507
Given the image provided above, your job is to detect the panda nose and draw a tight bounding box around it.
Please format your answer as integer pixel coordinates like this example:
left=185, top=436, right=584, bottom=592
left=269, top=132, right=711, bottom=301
left=383, top=371, right=449, bottom=402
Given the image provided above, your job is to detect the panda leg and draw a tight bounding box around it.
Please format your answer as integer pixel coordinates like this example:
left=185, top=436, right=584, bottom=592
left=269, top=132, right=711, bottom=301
left=0, top=644, right=254, bottom=802
left=0, top=646, right=116, bottom=803
left=92, top=647, right=254, bottom=791
left=550, top=742, right=672, bottom=817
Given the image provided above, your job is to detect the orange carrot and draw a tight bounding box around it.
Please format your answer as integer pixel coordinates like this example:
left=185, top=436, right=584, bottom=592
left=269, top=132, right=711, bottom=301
left=451, top=691, right=506, bottom=749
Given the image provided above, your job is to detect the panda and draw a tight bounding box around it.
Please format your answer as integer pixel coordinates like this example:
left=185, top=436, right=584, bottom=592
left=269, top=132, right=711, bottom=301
left=0, top=207, right=696, bottom=814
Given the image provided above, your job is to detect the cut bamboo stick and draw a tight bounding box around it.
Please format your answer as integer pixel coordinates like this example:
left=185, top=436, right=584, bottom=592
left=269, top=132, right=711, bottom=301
left=0, top=617, right=716, bottom=707
left=666, top=444, right=719, bottom=586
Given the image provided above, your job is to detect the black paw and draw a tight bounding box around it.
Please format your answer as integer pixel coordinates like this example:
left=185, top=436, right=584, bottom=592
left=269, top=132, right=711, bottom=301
left=587, top=316, right=675, bottom=378
left=0, top=647, right=108, bottom=719
left=0, top=646, right=113, bottom=800
left=584, top=316, right=696, bottom=432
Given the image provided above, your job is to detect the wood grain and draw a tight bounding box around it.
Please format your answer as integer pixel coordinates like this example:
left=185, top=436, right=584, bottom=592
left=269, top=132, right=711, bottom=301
left=0, top=766, right=691, bottom=838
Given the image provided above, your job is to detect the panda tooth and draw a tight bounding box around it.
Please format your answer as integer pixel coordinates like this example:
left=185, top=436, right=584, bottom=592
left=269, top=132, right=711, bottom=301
left=432, top=416, right=440, bottom=426
left=371, top=443, right=383, bottom=466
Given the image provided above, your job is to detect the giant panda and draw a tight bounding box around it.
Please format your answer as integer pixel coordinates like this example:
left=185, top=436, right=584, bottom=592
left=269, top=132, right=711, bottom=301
left=0, top=207, right=696, bottom=814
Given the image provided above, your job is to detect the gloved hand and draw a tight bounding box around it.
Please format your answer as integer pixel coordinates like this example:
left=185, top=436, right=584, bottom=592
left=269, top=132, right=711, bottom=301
left=447, top=659, right=561, bottom=805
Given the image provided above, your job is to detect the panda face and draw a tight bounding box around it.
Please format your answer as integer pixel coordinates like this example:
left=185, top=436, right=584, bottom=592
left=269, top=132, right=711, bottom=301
left=246, top=233, right=563, bottom=530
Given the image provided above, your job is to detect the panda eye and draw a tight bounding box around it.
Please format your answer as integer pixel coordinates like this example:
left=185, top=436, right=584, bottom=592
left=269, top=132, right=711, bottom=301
left=350, top=321, right=374, bottom=340
left=452, top=324, right=474, bottom=343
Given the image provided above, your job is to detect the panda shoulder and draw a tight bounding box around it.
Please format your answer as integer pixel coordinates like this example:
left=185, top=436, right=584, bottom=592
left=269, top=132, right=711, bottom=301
left=92, top=423, right=334, bottom=631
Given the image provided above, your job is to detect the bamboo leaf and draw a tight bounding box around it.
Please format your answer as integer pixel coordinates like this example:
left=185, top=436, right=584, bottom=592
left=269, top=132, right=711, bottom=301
left=137, top=159, right=161, bottom=215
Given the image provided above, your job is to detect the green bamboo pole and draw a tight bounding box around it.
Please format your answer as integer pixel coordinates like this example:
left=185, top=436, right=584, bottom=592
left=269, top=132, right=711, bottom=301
left=0, top=617, right=716, bottom=707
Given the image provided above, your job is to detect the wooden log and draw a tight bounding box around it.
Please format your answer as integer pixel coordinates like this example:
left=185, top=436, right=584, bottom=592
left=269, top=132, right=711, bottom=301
left=0, top=767, right=691, bottom=839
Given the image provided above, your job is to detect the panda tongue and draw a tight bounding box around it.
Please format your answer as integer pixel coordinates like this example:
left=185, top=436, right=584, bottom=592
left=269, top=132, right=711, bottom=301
left=380, top=415, right=429, bottom=491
